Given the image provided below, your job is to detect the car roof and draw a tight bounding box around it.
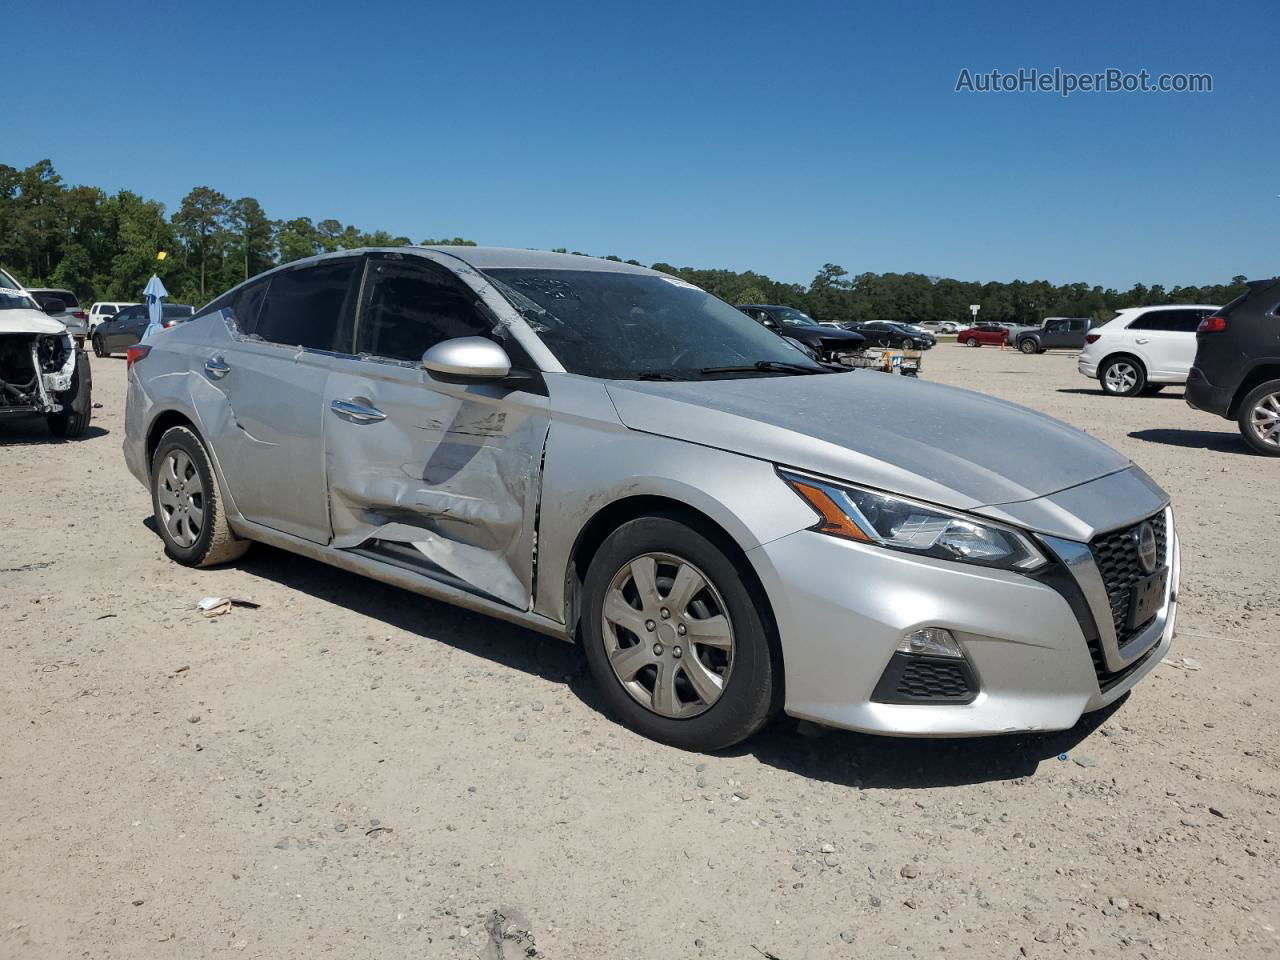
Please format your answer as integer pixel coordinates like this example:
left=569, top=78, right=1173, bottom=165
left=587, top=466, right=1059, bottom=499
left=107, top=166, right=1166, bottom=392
left=418, top=245, right=660, bottom=275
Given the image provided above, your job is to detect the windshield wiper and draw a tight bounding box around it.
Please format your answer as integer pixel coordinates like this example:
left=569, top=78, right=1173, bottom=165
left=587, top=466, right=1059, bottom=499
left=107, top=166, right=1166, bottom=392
left=697, top=360, right=827, bottom=376
left=632, top=371, right=682, bottom=381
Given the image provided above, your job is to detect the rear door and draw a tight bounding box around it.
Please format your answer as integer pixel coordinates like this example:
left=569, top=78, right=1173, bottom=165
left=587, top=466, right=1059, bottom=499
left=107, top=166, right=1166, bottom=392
left=209, top=258, right=361, bottom=543
left=322, top=253, right=551, bottom=610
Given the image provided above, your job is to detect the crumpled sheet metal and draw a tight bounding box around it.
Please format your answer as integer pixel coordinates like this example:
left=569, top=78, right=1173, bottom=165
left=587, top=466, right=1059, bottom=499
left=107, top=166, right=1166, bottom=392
left=327, top=391, right=549, bottom=611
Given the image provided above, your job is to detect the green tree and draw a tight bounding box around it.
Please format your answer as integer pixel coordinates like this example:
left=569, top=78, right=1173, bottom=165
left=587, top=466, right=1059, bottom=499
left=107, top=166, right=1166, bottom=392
left=173, top=186, right=230, bottom=299
left=226, top=197, right=275, bottom=282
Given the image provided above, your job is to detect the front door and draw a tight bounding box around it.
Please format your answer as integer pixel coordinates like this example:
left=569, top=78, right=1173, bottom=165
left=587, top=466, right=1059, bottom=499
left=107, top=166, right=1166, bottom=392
left=211, top=257, right=361, bottom=543
left=323, top=254, right=551, bottom=610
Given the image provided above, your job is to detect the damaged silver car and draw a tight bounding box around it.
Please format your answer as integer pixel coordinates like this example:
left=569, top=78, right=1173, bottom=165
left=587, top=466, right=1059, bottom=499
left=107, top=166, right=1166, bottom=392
left=123, top=248, right=1178, bottom=750
left=0, top=287, right=93, bottom=437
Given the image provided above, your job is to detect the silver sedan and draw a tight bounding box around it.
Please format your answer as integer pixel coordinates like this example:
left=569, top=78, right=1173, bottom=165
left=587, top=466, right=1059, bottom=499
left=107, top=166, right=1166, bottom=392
left=123, top=247, right=1178, bottom=750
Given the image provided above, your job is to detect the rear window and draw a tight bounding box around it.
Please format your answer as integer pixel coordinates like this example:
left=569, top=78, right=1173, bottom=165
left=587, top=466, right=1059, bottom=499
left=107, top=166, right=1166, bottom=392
left=48, top=290, right=79, bottom=307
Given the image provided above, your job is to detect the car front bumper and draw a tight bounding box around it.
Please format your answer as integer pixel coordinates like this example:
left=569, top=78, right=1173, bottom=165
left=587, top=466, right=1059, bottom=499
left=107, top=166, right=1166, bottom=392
left=749, top=516, right=1178, bottom=737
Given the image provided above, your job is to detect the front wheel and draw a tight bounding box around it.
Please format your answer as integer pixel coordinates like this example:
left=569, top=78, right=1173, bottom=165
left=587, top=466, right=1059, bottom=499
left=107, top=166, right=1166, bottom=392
left=1019, top=338, right=1038, bottom=354
left=965, top=337, right=979, bottom=348
left=581, top=516, right=779, bottom=751
left=150, top=426, right=250, bottom=566
left=1100, top=357, right=1146, bottom=396
left=1239, top=379, right=1280, bottom=456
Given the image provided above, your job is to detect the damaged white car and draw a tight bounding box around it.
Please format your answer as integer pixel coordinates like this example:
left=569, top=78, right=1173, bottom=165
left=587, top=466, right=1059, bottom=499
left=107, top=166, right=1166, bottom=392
left=0, top=287, right=93, bottom=437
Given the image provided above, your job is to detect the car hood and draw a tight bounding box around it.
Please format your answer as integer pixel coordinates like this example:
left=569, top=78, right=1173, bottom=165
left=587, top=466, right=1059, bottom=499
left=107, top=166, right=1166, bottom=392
left=605, top=372, right=1131, bottom=511
left=0, top=309, right=68, bottom=336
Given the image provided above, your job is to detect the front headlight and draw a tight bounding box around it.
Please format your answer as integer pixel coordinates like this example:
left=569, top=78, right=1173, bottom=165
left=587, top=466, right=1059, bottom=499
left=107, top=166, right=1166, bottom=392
left=779, top=469, right=1047, bottom=571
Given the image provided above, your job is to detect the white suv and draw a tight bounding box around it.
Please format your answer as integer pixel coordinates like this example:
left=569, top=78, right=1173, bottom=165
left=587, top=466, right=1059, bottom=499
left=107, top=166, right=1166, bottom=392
left=1078, top=305, right=1218, bottom=396
left=88, top=301, right=139, bottom=336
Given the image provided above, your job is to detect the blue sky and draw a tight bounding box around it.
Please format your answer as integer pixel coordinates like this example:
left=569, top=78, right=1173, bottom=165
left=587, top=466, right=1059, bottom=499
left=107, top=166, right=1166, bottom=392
left=7, top=0, right=1275, bottom=288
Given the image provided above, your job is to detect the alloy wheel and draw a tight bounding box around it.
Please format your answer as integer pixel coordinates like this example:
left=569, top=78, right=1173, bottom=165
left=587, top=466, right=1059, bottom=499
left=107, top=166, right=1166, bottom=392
left=157, top=450, right=205, bottom=547
left=1104, top=361, right=1139, bottom=393
left=1249, top=391, right=1280, bottom=449
left=601, top=552, right=735, bottom=719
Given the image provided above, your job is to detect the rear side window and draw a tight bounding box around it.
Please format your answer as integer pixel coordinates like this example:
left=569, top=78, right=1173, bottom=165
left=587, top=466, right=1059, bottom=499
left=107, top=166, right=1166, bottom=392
left=254, top=261, right=358, bottom=353
left=355, top=258, right=491, bottom=361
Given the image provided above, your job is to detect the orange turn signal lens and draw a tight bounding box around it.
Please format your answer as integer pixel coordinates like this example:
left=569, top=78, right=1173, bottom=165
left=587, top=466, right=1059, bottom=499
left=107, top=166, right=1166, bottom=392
left=786, top=479, right=871, bottom=542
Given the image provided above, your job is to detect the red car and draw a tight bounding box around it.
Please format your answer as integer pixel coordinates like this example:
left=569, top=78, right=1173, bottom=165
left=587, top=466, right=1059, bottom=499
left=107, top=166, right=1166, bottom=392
left=957, top=323, right=1008, bottom=347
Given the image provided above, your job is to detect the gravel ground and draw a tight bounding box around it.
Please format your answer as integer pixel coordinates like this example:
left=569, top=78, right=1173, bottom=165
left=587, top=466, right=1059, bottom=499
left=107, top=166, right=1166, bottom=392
left=2, top=344, right=1277, bottom=959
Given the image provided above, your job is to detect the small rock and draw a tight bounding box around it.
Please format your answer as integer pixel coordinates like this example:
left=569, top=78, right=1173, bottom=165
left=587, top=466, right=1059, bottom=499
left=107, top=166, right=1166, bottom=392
left=900, top=864, right=920, bottom=879
left=820, top=843, right=836, bottom=854
left=695, top=763, right=706, bottom=772
left=869, top=895, right=882, bottom=908
left=514, top=732, right=527, bottom=743
left=334, top=823, right=347, bottom=833
left=1034, top=928, right=1055, bottom=943
left=733, top=790, right=750, bottom=800
left=186, top=713, right=201, bottom=724
left=274, top=838, right=289, bottom=849
left=694, top=938, right=705, bottom=948
left=839, top=930, right=855, bottom=943
left=531, top=701, right=544, bottom=712
left=131, top=899, right=144, bottom=907
left=903, top=897, right=918, bottom=910
left=1111, top=896, right=1130, bottom=911
left=1072, top=756, right=1097, bottom=768
left=1209, top=806, right=1228, bottom=819
left=792, top=862, right=806, bottom=873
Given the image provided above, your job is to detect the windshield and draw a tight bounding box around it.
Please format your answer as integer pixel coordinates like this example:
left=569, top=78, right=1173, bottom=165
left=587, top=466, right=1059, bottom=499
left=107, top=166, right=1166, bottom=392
left=772, top=308, right=816, bottom=327
left=0, top=289, right=36, bottom=311
left=484, top=269, right=826, bottom=379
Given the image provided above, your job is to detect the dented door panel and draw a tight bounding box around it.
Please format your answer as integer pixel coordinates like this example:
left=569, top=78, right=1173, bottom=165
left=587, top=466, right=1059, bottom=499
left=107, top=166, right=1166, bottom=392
left=324, top=356, right=550, bottom=610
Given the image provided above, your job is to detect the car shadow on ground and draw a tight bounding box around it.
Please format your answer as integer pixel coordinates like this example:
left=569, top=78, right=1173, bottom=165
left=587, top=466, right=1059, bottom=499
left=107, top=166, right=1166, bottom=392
left=0, top=424, right=110, bottom=446
left=1128, top=428, right=1252, bottom=455
left=1056, top=387, right=1184, bottom=399
left=739, top=700, right=1123, bottom=788
left=137, top=535, right=1122, bottom=789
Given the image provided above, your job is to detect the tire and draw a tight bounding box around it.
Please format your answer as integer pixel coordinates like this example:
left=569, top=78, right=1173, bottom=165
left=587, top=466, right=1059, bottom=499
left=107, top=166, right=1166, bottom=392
left=150, top=426, right=250, bottom=567
left=92, top=335, right=105, bottom=358
left=1237, top=379, right=1280, bottom=456
left=1099, top=356, right=1146, bottom=397
left=903, top=338, right=916, bottom=350
left=1019, top=338, right=1038, bottom=354
left=965, top=337, right=979, bottom=348
left=581, top=515, right=780, bottom=751
left=47, top=353, right=92, bottom=438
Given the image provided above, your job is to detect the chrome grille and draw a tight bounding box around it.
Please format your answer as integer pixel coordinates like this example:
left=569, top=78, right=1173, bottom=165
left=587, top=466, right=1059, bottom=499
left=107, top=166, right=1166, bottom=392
left=1089, top=511, right=1168, bottom=650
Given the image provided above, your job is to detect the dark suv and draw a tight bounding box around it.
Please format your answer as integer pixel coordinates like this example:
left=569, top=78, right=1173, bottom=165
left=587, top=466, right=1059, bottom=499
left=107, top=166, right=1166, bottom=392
left=1185, top=277, right=1280, bottom=456
left=1014, top=317, right=1091, bottom=354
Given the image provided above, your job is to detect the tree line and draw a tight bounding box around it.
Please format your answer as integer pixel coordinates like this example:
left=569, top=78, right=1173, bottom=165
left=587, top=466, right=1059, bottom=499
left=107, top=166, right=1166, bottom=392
left=0, top=158, right=1250, bottom=323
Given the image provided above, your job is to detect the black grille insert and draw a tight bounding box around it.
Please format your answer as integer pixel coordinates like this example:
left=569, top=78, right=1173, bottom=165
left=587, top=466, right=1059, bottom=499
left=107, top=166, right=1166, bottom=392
left=1089, top=511, right=1168, bottom=650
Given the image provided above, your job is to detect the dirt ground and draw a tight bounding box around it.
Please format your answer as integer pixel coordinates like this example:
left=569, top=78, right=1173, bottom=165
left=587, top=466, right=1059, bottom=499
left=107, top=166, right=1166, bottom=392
left=2, top=344, right=1277, bottom=960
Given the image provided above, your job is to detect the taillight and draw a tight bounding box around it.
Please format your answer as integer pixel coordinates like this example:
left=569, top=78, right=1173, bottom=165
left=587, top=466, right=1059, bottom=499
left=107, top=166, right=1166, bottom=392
left=1198, top=315, right=1227, bottom=333
left=126, top=344, right=152, bottom=369
left=1085, top=333, right=1101, bottom=344
left=72, top=309, right=88, bottom=320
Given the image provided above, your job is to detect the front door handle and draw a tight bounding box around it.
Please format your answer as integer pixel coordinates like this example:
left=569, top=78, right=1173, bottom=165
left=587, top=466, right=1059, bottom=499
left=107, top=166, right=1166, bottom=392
left=330, top=398, right=386, bottom=423
left=204, top=356, right=231, bottom=380
left=1134, top=338, right=1150, bottom=344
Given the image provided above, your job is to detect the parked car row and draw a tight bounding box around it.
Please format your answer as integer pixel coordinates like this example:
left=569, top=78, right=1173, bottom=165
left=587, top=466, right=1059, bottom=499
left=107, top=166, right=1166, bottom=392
left=91, top=303, right=195, bottom=356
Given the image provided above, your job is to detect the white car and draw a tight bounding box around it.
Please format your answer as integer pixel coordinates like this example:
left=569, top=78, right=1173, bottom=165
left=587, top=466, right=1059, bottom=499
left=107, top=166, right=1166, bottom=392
left=1078, top=305, right=1218, bottom=396
left=88, top=301, right=139, bottom=336
left=0, top=286, right=92, bottom=436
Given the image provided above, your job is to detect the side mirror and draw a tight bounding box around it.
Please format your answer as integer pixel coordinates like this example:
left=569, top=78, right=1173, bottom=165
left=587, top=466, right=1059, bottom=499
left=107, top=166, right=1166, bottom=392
left=41, top=298, right=66, bottom=315
left=422, top=337, right=512, bottom=382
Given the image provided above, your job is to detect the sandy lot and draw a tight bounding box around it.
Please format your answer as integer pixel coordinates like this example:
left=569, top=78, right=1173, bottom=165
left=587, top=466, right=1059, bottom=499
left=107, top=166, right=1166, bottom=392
left=2, top=344, right=1277, bottom=959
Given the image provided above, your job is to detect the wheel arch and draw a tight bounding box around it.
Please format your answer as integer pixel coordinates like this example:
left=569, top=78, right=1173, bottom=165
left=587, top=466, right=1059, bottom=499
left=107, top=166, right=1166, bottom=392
left=1099, top=351, right=1147, bottom=375
left=145, top=409, right=201, bottom=478
left=1228, top=363, right=1280, bottom=418
left=562, top=494, right=785, bottom=691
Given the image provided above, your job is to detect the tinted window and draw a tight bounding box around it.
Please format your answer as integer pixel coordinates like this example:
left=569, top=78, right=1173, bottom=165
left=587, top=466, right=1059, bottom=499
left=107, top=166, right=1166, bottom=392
left=254, top=261, right=358, bottom=352
left=1045, top=320, right=1068, bottom=332
left=231, top=281, right=268, bottom=332
left=99, top=304, right=119, bottom=316
left=1128, top=310, right=1168, bottom=331
left=355, top=258, right=491, bottom=361
left=485, top=268, right=825, bottom=380
left=163, top=304, right=194, bottom=319
left=1131, top=309, right=1202, bottom=333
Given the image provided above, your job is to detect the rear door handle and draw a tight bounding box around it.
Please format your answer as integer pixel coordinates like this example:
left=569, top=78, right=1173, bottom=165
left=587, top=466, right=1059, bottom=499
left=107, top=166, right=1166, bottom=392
left=330, top=398, right=386, bottom=423
left=204, top=356, right=231, bottom=380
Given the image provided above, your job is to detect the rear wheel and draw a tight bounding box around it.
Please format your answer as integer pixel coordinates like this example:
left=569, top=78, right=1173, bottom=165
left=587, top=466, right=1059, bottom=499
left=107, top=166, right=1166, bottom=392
left=92, top=335, right=105, bottom=358
left=965, top=337, right=979, bottom=347
left=1100, top=357, right=1146, bottom=396
left=1238, top=379, right=1280, bottom=456
left=150, top=426, right=250, bottom=566
left=581, top=515, right=779, bottom=751
left=903, top=338, right=916, bottom=350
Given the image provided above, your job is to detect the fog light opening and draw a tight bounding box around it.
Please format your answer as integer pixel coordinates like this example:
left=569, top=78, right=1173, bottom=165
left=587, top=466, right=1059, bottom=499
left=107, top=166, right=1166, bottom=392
left=898, top=627, right=964, bottom=659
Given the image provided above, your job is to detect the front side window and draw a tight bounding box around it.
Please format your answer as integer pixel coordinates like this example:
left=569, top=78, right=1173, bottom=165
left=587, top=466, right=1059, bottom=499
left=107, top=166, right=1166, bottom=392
left=253, top=260, right=358, bottom=353
left=356, top=258, right=492, bottom=362
left=772, top=308, right=816, bottom=327
left=485, top=268, right=824, bottom=380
